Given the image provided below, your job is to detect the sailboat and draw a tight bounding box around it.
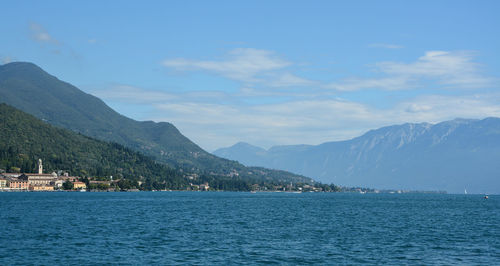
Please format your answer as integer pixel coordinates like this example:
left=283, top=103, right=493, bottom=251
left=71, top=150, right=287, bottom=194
left=464, top=188, right=467, bottom=195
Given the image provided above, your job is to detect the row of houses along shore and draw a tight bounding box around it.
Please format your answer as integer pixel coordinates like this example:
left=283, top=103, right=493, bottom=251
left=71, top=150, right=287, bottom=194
left=0, top=159, right=89, bottom=191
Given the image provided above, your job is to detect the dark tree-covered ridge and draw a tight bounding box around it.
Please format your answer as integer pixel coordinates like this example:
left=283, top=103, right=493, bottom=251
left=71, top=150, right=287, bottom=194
left=0, top=103, right=191, bottom=189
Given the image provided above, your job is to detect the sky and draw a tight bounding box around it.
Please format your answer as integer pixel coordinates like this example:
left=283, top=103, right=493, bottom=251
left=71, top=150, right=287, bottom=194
left=1, top=0, right=500, bottom=151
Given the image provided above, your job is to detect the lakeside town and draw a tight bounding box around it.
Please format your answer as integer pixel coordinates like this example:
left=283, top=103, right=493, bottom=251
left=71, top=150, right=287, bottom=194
left=0, top=158, right=334, bottom=193
left=1, top=159, right=88, bottom=192
left=0, top=159, right=445, bottom=194
left=0, top=159, right=206, bottom=192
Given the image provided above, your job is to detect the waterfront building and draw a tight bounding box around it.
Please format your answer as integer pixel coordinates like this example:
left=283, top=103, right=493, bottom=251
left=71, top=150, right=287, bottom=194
left=19, top=159, right=58, bottom=186
left=199, top=183, right=210, bottom=191
left=9, top=178, right=29, bottom=190
left=73, top=181, right=87, bottom=190
left=0, top=178, right=7, bottom=189
left=20, top=173, right=58, bottom=186
left=64, top=176, right=80, bottom=182
left=32, top=184, right=55, bottom=191
left=54, top=179, right=63, bottom=188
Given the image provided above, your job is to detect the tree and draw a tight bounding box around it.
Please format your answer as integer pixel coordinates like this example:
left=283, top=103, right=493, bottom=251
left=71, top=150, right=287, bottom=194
left=63, top=180, right=74, bottom=190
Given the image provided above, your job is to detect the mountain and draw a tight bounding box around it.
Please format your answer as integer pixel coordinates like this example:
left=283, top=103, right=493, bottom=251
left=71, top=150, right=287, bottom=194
left=0, top=62, right=208, bottom=169
left=0, top=62, right=312, bottom=184
left=213, top=142, right=268, bottom=167
left=214, top=119, right=500, bottom=194
left=0, top=103, right=314, bottom=190
left=0, top=103, right=188, bottom=189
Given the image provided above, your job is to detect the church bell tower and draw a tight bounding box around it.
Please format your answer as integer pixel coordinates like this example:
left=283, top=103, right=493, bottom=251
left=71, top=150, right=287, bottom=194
left=38, top=159, right=43, bottom=174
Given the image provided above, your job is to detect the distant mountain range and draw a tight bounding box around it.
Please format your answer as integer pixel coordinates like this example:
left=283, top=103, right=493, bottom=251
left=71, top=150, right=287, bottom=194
left=0, top=62, right=312, bottom=184
left=214, top=119, right=500, bottom=194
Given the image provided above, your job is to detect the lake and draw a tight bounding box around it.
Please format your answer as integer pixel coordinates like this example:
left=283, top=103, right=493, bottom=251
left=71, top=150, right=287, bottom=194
left=0, top=192, right=499, bottom=264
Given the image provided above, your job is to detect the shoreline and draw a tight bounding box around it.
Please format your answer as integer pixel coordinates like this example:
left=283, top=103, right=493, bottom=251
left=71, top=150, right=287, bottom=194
left=0, top=189, right=463, bottom=194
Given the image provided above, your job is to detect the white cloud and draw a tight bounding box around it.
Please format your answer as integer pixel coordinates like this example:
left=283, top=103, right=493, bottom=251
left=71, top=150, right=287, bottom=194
left=376, top=51, right=491, bottom=88
left=369, top=43, right=404, bottom=49
left=327, top=50, right=493, bottom=91
left=30, top=23, right=59, bottom=45
left=395, top=94, right=500, bottom=122
left=327, top=76, right=412, bottom=91
left=163, top=48, right=289, bottom=83
left=144, top=93, right=500, bottom=151
left=28, top=22, right=83, bottom=58
left=163, top=48, right=313, bottom=87
left=163, top=49, right=493, bottom=93
left=236, top=87, right=300, bottom=97
left=267, top=73, right=315, bottom=87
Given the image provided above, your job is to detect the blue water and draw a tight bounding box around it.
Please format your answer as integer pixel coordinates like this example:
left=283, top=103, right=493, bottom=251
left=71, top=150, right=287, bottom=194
left=0, top=192, right=499, bottom=264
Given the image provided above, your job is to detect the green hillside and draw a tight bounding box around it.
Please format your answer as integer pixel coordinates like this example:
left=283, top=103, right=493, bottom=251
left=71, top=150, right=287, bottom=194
left=0, top=62, right=210, bottom=170
left=0, top=103, right=190, bottom=188
left=0, top=103, right=313, bottom=190
left=0, top=62, right=313, bottom=184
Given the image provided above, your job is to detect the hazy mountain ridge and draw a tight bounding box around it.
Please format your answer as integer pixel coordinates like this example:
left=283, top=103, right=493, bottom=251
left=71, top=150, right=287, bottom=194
left=214, top=118, right=500, bottom=194
left=0, top=62, right=312, bottom=184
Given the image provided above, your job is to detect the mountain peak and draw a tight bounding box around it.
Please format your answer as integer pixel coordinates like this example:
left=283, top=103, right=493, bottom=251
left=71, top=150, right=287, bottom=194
left=214, top=142, right=265, bottom=154
left=1, top=61, right=45, bottom=72
left=233, top=142, right=262, bottom=149
left=0, top=62, right=57, bottom=86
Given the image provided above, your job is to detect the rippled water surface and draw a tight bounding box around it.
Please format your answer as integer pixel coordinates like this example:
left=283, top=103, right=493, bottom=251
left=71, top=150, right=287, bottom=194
left=1, top=192, right=499, bottom=264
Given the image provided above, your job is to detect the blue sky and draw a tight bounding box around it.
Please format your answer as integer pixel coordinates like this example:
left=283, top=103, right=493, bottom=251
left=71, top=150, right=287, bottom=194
left=1, top=0, right=500, bottom=151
